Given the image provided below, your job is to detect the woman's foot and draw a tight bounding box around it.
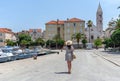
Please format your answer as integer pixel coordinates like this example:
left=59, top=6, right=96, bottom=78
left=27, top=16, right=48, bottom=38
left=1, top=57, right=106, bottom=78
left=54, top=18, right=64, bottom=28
left=68, top=71, right=71, bottom=74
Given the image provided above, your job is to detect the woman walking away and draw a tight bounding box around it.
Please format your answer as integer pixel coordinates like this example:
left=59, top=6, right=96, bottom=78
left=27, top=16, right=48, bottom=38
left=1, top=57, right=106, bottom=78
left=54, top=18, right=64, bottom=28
left=65, top=40, right=74, bottom=74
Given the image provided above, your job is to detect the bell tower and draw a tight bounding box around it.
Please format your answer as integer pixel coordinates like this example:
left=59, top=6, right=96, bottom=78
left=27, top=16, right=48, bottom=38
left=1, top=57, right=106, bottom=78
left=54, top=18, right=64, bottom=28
left=96, top=3, right=103, bottom=35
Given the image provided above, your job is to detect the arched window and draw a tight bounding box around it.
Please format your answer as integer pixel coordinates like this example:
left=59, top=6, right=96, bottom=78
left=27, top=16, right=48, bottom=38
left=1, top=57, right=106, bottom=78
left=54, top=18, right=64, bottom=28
left=91, top=35, right=94, bottom=40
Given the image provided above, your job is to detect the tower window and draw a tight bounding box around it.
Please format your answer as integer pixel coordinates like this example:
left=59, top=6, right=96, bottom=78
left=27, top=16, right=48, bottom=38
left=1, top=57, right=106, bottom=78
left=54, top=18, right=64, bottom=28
left=99, top=15, right=102, bottom=18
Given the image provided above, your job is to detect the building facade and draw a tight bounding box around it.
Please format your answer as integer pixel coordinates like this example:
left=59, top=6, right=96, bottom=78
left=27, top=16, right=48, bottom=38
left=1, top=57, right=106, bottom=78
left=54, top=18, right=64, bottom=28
left=29, top=29, right=42, bottom=41
left=96, top=3, right=103, bottom=35
left=45, top=18, right=85, bottom=41
left=45, top=20, right=64, bottom=40
left=16, top=29, right=42, bottom=42
left=85, top=3, right=104, bottom=43
left=0, top=28, right=16, bottom=46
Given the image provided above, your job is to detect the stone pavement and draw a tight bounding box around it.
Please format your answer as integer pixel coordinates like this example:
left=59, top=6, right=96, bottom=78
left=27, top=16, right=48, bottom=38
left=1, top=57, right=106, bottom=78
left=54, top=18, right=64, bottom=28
left=93, top=48, right=120, bottom=67
left=0, top=49, right=120, bottom=81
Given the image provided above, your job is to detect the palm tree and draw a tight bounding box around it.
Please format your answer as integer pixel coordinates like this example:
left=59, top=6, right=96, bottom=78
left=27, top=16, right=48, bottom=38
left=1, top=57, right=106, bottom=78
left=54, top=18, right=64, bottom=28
left=116, top=18, right=120, bottom=29
left=72, top=33, right=82, bottom=48
left=87, top=20, right=93, bottom=43
left=117, top=6, right=120, bottom=19
left=71, top=34, right=76, bottom=40
left=117, top=6, right=120, bottom=9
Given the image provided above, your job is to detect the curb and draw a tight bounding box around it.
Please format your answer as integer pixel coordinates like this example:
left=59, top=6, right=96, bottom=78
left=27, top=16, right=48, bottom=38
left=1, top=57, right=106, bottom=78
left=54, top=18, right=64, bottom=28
left=93, top=51, right=120, bottom=67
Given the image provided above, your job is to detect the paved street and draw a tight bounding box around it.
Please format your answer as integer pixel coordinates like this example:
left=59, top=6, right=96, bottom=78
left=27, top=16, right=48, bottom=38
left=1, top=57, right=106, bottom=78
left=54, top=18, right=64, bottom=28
left=0, top=49, right=120, bottom=81
left=94, top=48, right=120, bottom=67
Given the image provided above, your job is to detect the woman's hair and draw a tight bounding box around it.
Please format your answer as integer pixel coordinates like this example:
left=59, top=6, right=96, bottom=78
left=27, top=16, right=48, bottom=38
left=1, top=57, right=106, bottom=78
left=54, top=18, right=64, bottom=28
left=67, top=45, right=71, bottom=49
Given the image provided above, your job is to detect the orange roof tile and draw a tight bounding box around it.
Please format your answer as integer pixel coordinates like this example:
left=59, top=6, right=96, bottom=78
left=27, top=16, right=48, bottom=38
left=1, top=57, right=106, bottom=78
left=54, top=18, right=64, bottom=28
left=29, top=29, right=42, bottom=33
left=46, top=18, right=84, bottom=25
left=58, top=21, right=64, bottom=24
left=67, top=18, right=85, bottom=22
left=0, top=28, right=13, bottom=34
left=46, top=20, right=64, bottom=25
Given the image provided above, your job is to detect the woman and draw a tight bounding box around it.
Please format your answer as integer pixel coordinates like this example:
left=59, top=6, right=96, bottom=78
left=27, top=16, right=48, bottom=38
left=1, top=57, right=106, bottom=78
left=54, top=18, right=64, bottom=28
left=65, top=40, right=74, bottom=74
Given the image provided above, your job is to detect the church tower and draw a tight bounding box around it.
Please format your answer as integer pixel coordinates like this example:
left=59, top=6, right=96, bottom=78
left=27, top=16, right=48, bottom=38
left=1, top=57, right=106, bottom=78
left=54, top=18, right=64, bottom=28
left=96, top=3, right=103, bottom=35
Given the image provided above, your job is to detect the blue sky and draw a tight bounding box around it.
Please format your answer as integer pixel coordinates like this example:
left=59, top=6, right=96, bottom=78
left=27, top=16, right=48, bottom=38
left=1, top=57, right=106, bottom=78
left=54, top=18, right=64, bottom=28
left=0, top=0, right=119, bottom=32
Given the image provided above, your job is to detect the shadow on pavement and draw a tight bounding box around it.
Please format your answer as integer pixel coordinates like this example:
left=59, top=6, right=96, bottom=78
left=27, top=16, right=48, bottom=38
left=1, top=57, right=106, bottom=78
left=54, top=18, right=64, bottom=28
left=55, top=72, right=69, bottom=74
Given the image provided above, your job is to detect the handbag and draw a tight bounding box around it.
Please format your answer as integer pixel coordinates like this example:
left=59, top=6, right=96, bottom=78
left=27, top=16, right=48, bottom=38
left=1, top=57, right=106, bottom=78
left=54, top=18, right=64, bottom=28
left=73, top=54, right=76, bottom=59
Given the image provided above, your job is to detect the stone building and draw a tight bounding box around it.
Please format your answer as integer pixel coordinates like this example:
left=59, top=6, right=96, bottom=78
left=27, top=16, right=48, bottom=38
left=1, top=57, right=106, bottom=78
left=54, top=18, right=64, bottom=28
left=45, top=18, right=85, bottom=42
left=85, top=3, right=104, bottom=43
left=0, top=28, right=16, bottom=46
left=29, top=29, right=42, bottom=41
left=16, top=29, right=42, bottom=41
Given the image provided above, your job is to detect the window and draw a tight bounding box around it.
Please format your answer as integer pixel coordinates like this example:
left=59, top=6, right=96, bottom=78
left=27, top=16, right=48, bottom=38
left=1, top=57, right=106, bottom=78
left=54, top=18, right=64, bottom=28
left=57, top=27, right=60, bottom=36
left=0, top=39, right=3, bottom=42
left=99, top=15, right=102, bottom=18
left=73, top=23, right=76, bottom=27
left=91, top=35, right=94, bottom=40
left=0, top=33, right=2, bottom=36
left=100, top=20, right=102, bottom=24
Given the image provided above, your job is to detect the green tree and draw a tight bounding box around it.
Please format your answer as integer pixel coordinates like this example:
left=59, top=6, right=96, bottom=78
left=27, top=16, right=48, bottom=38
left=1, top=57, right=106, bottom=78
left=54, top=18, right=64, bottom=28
left=87, top=20, right=93, bottom=43
left=35, top=38, right=45, bottom=47
left=53, top=34, right=61, bottom=49
left=18, top=34, right=32, bottom=48
left=118, top=6, right=120, bottom=9
left=5, top=39, right=16, bottom=46
left=57, top=39, right=65, bottom=49
left=72, top=33, right=83, bottom=48
left=103, top=38, right=114, bottom=48
left=20, top=40, right=28, bottom=48
left=71, top=34, right=76, bottom=40
left=116, top=18, right=120, bottom=29
left=94, top=38, right=102, bottom=49
left=111, top=29, right=120, bottom=50
left=82, top=38, right=87, bottom=48
left=46, top=40, right=56, bottom=48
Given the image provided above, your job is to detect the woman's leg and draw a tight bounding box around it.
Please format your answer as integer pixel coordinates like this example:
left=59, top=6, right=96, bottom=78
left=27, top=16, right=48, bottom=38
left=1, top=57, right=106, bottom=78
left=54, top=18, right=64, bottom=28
left=67, top=61, right=72, bottom=73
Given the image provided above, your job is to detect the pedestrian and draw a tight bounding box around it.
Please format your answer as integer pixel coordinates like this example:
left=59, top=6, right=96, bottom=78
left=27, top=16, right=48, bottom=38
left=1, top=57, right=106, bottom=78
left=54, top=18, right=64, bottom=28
left=33, top=47, right=37, bottom=60
left=65, top=40, right=74, bottom=74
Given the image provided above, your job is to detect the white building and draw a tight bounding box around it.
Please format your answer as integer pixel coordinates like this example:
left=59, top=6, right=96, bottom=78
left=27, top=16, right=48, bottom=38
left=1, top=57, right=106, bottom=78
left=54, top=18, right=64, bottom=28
left=29, top=29, right=42, bottom=41
left=0, top=28, right=16, bottom=46
left=85, top=3, right=104, bottom=43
